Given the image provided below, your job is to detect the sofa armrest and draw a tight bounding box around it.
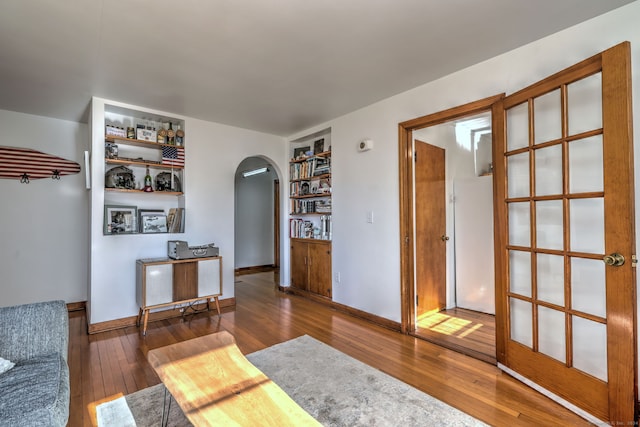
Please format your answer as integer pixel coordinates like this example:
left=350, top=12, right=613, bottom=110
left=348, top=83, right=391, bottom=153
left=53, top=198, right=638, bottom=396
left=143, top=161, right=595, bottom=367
left=0, top=300, right=68, bottom=362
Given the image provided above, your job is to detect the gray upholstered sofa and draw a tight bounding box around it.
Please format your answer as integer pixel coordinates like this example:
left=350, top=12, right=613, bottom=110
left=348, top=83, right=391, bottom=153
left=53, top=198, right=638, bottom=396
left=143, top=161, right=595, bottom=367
left=0, top=300, right=70, bottom=426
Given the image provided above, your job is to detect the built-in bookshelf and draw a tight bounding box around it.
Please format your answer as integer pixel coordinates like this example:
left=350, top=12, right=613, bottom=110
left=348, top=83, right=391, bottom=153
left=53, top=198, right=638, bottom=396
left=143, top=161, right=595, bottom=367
left=289, top=128, right=333, bottom=299
left=289, top=128, right=331, bottom=240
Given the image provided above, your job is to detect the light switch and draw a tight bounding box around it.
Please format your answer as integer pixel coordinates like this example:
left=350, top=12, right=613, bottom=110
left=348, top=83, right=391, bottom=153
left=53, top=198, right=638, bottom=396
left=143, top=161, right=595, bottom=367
left=367, top=211, right=374, bottom=223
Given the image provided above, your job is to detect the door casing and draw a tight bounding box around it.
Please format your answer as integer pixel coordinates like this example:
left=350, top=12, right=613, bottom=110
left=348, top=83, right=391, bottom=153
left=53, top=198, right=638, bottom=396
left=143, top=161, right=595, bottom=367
left=398, top=94, right=504, bottom=333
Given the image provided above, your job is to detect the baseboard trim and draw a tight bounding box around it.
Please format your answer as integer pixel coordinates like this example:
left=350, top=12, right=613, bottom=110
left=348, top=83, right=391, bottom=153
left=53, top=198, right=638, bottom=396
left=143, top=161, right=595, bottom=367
left=66, top=301, right=86, bottom=312
left=87, top=297, right=236, bottom=335
left=283, top=287, right=401, bottom=332
left=234, top=265, right=276, bottom=275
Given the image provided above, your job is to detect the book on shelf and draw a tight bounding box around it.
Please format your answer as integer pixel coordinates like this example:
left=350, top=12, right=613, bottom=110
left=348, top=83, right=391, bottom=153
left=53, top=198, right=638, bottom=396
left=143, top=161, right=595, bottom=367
left=290, top=180, right=311, bottom=196
left=290, top=155, right=331, bottom=180
left=290, top=198, right=331, bottom=214
left=167, top=207, right=185, bottom=233
left=289, top=216, right=332, bottom=240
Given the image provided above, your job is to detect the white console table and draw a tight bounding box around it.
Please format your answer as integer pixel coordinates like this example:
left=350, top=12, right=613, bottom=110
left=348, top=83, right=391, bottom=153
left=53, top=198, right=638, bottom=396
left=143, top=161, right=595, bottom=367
left=136, top=256, right=222, bottom=335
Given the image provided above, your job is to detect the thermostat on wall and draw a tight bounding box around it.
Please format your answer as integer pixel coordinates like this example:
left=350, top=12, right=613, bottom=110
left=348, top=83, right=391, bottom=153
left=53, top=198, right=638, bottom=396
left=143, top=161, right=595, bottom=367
left=358, top=139, right=373, bottom=152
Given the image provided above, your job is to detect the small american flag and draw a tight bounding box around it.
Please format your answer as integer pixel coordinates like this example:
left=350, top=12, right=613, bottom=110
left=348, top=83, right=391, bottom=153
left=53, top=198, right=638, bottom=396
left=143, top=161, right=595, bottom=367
left=162, top=146, right=185, bottom=167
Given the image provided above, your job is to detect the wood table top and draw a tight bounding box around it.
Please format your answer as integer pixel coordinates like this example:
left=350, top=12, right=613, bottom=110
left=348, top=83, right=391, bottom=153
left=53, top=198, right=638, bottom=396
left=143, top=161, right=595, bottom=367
left=147, top=331, right=320, bottom=426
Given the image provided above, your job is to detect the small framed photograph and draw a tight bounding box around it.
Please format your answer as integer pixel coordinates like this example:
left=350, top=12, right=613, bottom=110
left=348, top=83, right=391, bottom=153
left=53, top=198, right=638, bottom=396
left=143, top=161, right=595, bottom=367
left=313, top=138, right=325, bottom=154
left=140, top=212, right=168, bottom=234
left=104, top=205, right=137, bottom=235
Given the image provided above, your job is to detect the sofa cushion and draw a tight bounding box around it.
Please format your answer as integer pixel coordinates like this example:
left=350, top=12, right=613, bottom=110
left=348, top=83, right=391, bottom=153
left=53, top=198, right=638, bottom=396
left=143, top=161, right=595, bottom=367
left=0, top=353, right=70, bottom=427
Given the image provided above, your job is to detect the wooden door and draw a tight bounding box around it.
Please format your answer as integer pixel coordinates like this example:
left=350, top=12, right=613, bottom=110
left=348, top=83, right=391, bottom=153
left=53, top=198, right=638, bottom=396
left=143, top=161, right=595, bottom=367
left=308, top=241, right=332, bottom=298
left=290, top=240, right=308, bottom=290
left=494, top=42, right=636, bottom=423
left=415, top=140, right=447, bottom=318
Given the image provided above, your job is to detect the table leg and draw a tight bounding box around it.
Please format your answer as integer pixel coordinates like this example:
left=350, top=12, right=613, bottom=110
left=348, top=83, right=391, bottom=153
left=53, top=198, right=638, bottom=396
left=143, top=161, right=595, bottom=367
left=136, top=307, right=143, bottom=327
left=142, top=309, right=150, bottom=336
left=214, top=296, right=221, bottom=315
left=161, top=385, right=172, bottom=427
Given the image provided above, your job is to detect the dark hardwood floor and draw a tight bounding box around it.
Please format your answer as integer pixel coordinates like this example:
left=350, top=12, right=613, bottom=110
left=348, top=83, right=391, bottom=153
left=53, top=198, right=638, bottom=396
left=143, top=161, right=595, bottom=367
left=69, top=272, right=591, bottom=426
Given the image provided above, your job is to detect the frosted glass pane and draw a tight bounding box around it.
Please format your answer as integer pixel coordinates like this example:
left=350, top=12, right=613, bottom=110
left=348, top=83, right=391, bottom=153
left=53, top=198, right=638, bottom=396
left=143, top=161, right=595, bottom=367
left=534, top=90, right=562, bottom=144
left=573, top=316, right=607, bottom=381
left=535, top=145, right=563, bottom=196
left=536, top=200, right=564, bottom=250
left=537, top=254, right=564, bottom=306
left=509, top=202, right=530, bottom=247
left=569, top=135, right=603, bottom=193
left=507, top=103, right=528, bottom=151
left=571, top=258, right=606, bottom=318
left=538, top=306, right=566, bottom=363
left=507, top=153, right=530, bottom=198
left=570, top=198, right=604, bottom=253
left=510, top=298, right=532, bottom=347
left=510, top=250, right=531, bottom=297
left=568, top=73, right=602, bottom=135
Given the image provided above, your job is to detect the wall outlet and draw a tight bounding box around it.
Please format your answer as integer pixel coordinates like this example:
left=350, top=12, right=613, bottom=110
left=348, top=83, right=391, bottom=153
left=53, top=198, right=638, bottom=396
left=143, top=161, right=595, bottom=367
left=366, top=210, right=374, bottom=224
left=334, top=272, right=341, bottom=283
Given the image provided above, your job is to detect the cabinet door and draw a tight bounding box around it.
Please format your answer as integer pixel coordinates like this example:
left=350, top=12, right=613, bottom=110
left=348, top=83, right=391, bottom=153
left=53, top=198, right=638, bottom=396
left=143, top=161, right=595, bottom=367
left=145, top=263, right=173, bottom=306
left=198, top=258, right=221, bottom=297
left=173, top=261, right=197, bottom=301
left=290, top=240, right=308, bottom=290
left=308, top=242, right=332, bottom=297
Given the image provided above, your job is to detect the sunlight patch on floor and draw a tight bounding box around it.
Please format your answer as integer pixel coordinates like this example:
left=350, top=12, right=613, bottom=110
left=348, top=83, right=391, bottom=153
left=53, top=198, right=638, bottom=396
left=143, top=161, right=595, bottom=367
left=417, top=312, right=483, bottom=337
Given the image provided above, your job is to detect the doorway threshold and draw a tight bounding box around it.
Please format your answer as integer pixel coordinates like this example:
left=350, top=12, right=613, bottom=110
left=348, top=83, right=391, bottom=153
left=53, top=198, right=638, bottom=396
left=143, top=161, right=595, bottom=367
left=414, top=307, right=496, bottom=364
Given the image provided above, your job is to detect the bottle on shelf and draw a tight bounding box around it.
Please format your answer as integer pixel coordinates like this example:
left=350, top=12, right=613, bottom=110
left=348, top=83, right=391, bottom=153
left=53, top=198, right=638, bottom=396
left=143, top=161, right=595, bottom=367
left=143, top=166, right=154, bottom=192
left=167, top=123, right=176, bottom=145
left=157, top=123, right=167, bottom=144
left=175, top=124, right=184, bottom=146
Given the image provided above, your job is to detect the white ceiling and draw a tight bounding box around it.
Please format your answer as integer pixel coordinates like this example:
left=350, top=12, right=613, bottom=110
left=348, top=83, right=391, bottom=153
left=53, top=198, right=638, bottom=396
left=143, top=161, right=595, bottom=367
left=0, top=0, right=634, bottom=136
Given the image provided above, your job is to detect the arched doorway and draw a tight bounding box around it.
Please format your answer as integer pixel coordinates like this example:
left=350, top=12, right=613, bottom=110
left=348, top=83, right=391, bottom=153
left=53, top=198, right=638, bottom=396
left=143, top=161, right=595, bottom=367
left=234, top=156, right=280, bottom=281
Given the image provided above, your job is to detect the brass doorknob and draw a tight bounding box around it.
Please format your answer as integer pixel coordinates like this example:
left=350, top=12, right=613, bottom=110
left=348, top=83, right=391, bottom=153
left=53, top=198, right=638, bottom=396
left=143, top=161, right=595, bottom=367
left=441, top=235, right=449, bottom=241
left=603, top=253, right=625, bottom=266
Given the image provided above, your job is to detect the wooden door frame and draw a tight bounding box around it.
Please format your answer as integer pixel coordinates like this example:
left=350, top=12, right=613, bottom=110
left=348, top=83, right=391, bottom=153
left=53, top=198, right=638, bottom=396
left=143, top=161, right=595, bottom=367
left=398, top=94, right=504, bottom=335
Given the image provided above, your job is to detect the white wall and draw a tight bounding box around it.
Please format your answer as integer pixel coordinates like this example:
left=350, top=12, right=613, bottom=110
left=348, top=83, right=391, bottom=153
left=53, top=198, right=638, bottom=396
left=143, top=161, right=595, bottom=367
left=0, top=110, right=88, bottom=307
left=292, top=2, right=640, bottom=323
left=235, top=157, right=277, bottom=269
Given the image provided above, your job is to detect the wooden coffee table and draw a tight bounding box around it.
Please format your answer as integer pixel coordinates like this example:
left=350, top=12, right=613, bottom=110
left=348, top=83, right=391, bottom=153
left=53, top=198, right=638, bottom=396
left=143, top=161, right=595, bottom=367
left=147, top=331, right=320, bottom=426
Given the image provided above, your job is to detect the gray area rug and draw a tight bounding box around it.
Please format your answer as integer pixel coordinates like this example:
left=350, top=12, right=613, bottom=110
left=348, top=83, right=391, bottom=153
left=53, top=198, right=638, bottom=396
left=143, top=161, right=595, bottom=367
left=98, top=335, right=487, bottom=426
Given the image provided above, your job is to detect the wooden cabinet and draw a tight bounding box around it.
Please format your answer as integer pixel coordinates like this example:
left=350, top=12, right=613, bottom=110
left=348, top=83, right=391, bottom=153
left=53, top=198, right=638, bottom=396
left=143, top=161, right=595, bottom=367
left=136, top=256, right=222, bottom=334
left=290, top=239, right=331, bottom=298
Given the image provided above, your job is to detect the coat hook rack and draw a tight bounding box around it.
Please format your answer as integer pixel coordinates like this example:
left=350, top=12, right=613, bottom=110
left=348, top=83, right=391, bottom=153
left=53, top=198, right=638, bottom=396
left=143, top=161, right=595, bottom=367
left=0, top=146, right=81, bottom=183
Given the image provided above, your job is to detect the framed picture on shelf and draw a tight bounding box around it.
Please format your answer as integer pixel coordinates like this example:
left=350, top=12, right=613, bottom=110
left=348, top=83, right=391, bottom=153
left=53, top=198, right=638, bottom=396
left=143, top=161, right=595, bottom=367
left=138, top=209, right=164, bottom=231
left=313, top=138, right=324, bottom=154
left=104, top=205, right=137, bottom=235
left=293, top=146, right=310, bottom=159
left=140, top=212, right=168, bottom=234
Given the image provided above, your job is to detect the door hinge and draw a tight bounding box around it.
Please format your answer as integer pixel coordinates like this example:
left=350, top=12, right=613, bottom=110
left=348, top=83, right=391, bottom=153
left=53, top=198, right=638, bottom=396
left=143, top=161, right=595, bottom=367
left=632, top=255, right=637, bottom=268
left=416, top=295, right=419, bottom=306
left=414, top=151, right=417, bottom=162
